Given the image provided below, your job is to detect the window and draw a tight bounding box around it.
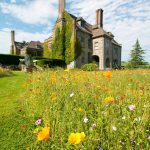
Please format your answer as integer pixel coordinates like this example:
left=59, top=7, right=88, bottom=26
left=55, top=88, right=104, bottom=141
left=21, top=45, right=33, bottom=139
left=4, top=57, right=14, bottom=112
left=94, top=42, right=99, bottom=50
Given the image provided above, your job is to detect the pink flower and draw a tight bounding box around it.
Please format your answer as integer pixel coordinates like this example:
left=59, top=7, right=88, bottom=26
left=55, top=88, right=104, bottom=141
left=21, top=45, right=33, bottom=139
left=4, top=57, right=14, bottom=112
left=35, top=118, right=42, bottom=126
left=128, top=105, right=136, bottom=111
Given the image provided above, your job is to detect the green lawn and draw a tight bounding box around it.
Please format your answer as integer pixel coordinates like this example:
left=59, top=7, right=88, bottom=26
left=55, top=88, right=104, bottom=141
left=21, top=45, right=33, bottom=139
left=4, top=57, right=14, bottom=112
left=0, top=72, right=32, bottom=150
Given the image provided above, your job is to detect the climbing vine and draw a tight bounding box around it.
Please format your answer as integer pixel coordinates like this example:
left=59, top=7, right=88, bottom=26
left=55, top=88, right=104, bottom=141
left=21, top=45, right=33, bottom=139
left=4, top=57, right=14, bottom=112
left=43, top=41, right=52, bottom=58
left=51, top=11, right=82, bottom=64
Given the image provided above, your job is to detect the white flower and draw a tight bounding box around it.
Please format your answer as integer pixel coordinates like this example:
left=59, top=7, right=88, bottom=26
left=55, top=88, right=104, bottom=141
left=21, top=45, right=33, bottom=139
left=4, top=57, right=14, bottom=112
left=112, top=126, right=117, bottom=131
left=70, top=93, right=74, bottom=97
left=135, top=117, right=141, bottom=122
left=128, top=105, right=136, bottom=111
left=92, top=123, right=96, bottom=128
left=122, top=116, right=126, bottom=120
left=84, top=117, right=88, bottom=123
left=148, top=136, right=150, bottom=141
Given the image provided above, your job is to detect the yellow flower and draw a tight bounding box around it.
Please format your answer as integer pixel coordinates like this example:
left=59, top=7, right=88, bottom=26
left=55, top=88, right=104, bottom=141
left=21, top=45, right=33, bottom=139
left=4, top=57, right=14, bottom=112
left=104, top=71, right=112, bottom=78
left=33, top=128, right=39, bottom=134
left=68, top=132, right=86, bottom=145
left=104, top=96, right=114, bottom=103
left=65, top=69, right=70, bottom=72
left=37, top=127, right=50, bottom=141
left=78, top=107, right=84, bottom=112
left=80, top=132, right=86, bottom=141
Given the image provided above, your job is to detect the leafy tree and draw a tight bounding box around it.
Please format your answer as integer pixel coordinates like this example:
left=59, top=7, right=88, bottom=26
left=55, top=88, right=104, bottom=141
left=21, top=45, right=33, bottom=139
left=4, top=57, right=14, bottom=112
left=128, top=39, right=145, bottom=68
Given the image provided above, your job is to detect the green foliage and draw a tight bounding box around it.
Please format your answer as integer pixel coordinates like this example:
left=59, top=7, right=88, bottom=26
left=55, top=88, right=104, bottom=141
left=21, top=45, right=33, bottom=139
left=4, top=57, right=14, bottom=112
left=0, top=54, right=24, bottom=66
left=128, top=39, right=145, bottom=68
left=81, top=63, right=98, bottom=71
left=52, top=26, right=65, bottom=60
left=43, top=41, right=52, bottom=58
left=37, top=59, right=66, bottom=68
left=52, top=11, right=82, bottom=64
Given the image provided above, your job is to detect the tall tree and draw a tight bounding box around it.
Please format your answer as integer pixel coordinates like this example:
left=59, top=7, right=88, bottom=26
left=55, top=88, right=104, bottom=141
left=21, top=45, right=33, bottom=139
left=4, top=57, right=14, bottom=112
left=129, top=39, right=145, bottom=68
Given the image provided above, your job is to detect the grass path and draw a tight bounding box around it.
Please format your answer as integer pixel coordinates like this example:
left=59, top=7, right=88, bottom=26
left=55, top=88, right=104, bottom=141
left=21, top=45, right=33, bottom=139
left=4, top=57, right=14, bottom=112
left=0, top=72, right=32, bottom=149
left=0, top=72, right=27, bottom=116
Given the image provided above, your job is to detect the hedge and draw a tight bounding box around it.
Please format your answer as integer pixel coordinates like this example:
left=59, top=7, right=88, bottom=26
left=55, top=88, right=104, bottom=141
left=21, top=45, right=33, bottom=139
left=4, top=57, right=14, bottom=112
left=37, top=59, right=66, bottom=68
left=0, top=54, right=24, bottom=66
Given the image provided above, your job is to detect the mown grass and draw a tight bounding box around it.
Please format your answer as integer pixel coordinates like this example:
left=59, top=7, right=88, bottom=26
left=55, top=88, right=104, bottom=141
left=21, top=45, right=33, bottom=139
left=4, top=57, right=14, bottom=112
left=23, top=70, right=150, bottom=150
left=0, top=70, right=150, bottom=150
left=0, top=72, right=34, bottom=150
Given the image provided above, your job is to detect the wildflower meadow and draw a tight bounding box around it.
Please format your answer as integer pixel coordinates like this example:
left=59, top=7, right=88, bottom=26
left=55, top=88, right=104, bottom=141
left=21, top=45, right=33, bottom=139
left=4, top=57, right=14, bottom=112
left=0, top=70, right=150, bottom=149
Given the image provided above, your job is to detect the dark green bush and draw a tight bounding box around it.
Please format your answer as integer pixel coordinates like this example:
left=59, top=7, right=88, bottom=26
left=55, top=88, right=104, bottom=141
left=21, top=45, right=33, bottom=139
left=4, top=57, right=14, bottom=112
left=81, top=63, right=98, bottom=71
left=0, top=54, right=24, bottom=66
left=37, top=59, right=66, bottom=68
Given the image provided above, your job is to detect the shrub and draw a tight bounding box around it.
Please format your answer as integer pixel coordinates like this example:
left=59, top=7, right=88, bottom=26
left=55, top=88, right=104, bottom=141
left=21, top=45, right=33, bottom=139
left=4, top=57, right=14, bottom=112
left=37, top=59, right=66, bottom=68
left=81, top=63, right=98, bottom=71
left=0, top=54, right=24, bottom=66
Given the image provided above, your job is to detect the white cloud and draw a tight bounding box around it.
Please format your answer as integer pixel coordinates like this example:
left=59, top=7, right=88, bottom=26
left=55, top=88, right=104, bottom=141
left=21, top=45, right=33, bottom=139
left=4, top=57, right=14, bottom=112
left=0, top=0, right=58, bottom=25
left=0, top=28, right=50, bottom=54
left=10, top=0, right=16, bottom=4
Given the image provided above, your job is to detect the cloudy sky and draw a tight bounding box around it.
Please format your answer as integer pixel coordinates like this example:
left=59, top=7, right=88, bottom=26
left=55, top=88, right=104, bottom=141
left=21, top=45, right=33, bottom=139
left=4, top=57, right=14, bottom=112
left=0, top=0, right=150, bottom=62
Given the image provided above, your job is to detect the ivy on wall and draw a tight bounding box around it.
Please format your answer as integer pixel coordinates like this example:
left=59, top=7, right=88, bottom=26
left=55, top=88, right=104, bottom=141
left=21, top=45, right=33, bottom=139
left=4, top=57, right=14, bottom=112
left=51, top=11, right=82, bottom=65
left=52, top=26, right=65, bottom=60
left=43, top=41, right=52, bottom=58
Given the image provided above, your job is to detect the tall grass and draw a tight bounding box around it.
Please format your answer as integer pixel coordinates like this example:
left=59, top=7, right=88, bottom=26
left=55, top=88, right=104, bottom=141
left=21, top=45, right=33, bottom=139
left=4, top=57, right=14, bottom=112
left=0, top=67, right=11, bottom=77
left=24, top=70, right=150, bottom=149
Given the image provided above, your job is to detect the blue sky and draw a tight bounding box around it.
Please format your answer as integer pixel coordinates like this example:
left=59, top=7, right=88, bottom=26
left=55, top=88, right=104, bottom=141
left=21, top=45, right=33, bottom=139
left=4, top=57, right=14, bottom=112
left=0, top=0, right=150, bottom=62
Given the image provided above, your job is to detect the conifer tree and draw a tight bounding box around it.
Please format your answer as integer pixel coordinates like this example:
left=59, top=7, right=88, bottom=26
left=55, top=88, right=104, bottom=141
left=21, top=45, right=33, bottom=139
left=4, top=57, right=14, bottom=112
left=129, top=39, right=145, bottom=68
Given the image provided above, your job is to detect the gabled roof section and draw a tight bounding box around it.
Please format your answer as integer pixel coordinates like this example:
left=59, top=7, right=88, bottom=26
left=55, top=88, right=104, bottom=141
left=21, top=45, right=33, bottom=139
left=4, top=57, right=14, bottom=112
left=69, top=13, right=92, bottom=35
left=92, top=25, right=113, bottom=39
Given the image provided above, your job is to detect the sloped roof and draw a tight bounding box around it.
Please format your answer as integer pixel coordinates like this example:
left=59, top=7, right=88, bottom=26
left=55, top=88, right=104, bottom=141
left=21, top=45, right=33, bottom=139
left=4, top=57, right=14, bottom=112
left=15, top=42, right=27, bottom=50
left=26, top=41, right=43, bottom=50
left=15, top=41, right=43, bottom=51
left=92, top=25, right=113, bottom=39
left=112, top=39, right=122, bottom=47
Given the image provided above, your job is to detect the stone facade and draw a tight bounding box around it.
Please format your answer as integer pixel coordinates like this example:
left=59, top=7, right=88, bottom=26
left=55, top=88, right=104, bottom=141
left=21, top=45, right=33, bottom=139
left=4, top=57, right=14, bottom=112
left=45, top=0, right=122, bottom=70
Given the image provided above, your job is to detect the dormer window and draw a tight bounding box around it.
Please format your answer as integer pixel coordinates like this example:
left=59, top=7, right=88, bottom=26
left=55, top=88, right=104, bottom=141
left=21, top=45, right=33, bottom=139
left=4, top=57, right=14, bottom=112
left=77, top=19, right=85, bottom=28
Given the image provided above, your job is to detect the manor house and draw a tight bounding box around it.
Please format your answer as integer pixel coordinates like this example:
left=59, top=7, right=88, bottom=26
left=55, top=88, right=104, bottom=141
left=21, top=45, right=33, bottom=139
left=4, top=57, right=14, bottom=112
left=45, top=0, right=122, bottom=70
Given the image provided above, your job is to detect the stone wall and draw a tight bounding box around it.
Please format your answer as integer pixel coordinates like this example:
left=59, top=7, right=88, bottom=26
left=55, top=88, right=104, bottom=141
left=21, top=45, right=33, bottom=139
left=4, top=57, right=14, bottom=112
left=92, top=37, right=104, bottom=70
left=75, top=30, right=93, bottom=68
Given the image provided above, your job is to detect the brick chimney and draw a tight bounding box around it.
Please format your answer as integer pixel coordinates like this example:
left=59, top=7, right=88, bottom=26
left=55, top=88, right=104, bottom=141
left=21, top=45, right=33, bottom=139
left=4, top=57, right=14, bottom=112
left=58, top=0, right=65, bottom=19
left=96, top=9, right=103, bottom=28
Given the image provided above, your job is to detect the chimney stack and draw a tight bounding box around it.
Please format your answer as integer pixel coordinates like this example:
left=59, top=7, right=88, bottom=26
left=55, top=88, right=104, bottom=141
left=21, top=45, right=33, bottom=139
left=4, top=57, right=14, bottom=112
left=11, top=30, right=15, bottom=45
left=96, top=9, right=103, bottom=28
left=58, top=0, right=65, bottom=19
